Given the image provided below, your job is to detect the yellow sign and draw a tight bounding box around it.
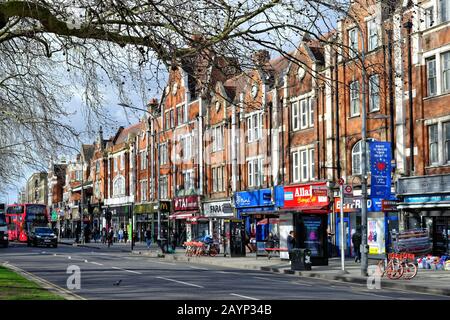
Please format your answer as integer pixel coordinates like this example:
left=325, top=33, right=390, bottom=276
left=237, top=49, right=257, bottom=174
left=369, top=247, right=379, bottom=254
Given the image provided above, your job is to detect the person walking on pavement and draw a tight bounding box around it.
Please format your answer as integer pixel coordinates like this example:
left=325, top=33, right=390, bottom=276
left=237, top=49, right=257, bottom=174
left=124, top=229, right=129, bottom=243
left=145, top=228, right=152, bottom=249
left=287, top=231, right=295, bottom=262
left=352, top=227, right=362, bottom=263
left=108, top=227, right=114, bottom=248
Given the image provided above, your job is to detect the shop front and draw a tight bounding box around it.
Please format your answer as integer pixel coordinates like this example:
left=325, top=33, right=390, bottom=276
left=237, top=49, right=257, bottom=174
left=203, top=200, right=233, bottom=254
left=397, top=174, right=450, bottom=256
left=334, top=196, right=399, bottom=258
left=281, top=182, right=330, bottom=265
left=106, top=204, right=133, bottom=238
left=171, top=196, right=205, bottom=242
left=134, top=202, right=158, bottom=242
left=234, top=187, right=284, bottom=257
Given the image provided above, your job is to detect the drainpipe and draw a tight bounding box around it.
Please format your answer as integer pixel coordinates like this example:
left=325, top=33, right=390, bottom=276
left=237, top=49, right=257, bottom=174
left=404, top=20, right=414, bottom=176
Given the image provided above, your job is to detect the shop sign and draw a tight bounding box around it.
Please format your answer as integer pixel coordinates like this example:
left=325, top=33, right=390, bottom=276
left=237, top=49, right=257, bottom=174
left=204, top=201, right=232, bottom=217
left=51, top=211, right=58, bottom=221
left=397, top=174, right=450, bottom=195
left=174, top=196, right=198, bottom=211
left=369, top=141, right=392, bottom=198
left=234, top=186, right=284, bottom=208
left=381, top=200, right=398, bottom=212
left=404, top=195, right=450, bottom=203
left=159, top=201, right=171, bottom=213
left=283, top=182, right=329, bottom=209
left=334, top=197, right=383, bottom=212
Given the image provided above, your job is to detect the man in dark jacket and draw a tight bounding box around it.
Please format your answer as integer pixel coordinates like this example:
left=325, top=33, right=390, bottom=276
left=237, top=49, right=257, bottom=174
left=352, top=228, right=362, bottom=263
left=287, top=231, right=295, bottom=262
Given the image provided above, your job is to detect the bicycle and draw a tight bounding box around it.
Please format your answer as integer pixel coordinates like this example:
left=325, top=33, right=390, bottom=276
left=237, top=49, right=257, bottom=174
left=376, top=257, right=404, bottom=280
left=389, top=253, right=418, bottom=280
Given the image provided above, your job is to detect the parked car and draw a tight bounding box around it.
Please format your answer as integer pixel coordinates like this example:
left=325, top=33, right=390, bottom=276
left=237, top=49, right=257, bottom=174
left=27, top=227, right=57, bottom=248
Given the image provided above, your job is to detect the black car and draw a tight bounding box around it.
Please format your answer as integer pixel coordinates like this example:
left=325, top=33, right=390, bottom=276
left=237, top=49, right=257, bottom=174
left=27, top=227, right=58, bottom=248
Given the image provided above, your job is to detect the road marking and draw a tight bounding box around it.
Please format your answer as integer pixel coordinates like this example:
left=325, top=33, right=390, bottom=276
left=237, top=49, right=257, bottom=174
left=112, top=267, right=121, bottom=270
left=189, top=266, right=208, bottom=270
left=252, top=276, right=313, bottom=287
left=229, top=293, right=259, bottom=300
left=90, top=262, right=103, bottom=266
left=154, top=261, right=176, bottom=266
left=216, top=271, right=238, bottom=274
left=124, top=269, right=142, bottom=275
left=156, top=276, right=204, bottom=288
left=68, top=256, right=71, bottom=260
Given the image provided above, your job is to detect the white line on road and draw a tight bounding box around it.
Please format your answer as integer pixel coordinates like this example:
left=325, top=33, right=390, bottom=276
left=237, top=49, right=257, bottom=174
left=68, top=256, right=71, bottom=259
left=112, top=267, right=121, bottom=270
left=252, top=276, right=313, bottom=287
left=189, top=266, right=208, bottom=270
left=124, top=269, right=142, bottom=275
left=90, top=262, right=103, bottom=266
left=84, top=260, right=89, bottom=263
left=156, top=276, right=204, bottom=288
left=229, top=293, right=259, bottom=300
left=154, top=261, right=177, bottom=266
left=216, top=271, right=239, bottom=274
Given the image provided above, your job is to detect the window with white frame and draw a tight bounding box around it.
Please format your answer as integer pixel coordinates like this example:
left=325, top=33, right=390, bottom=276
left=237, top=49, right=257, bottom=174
left=445, top=122, right=450, bottom=163
left=182, top=170, right=194, bottom=191
left=427, top=57, right=437, bottom=96
left=247, top=112, right=263, bottom=143
left=350, top=81, right=360, bottom=116
left=442, top=51, right=450, bottom=93
left=113, top=176, right=125, bottom=197
left=140, top=180, right=147, bottom=201
left=159, top=175, right=168, bottom=199
left=159, top=143, right=168, bottom=165
left=429, top=124, right=439, bottom=165
left=367, top=19, right=378, bottom=51
left=247, top=158, right=264, bottom=187
left=165, top=111, right=170, bottom=130
left=348, top=28, right=358, bottom=58
left=140, top=150, right=147, bottom=170
left=292, top=148, right=315, bottom=182
left=212, top=125, right=224, bottom=152
left=114, top=157, right=118, bottom=172
left=352, top=140, right=370, bottom=175
left=369, top=74, right=380, bottom=112
left=180, top=135, right=192, bottom=160
left=300, top=99, right=308, bottom=129
left=309, top=98, right=314, bottom=127
left=121, top=153, right=125, bottom=170
left=75, top=170, right=82, bottom=181
left=292, top=101, right=300, bottom=131
left=440, top=0, right=450, bottom=23
left=212, top=166, right=225, bottom=192
left=94, top=181, right=101, bottom=199
left=426, top=6, right=435, bottom=28
left=96, top=161, right=100, bottom=173
left=177, top=105, right=184, bottom=126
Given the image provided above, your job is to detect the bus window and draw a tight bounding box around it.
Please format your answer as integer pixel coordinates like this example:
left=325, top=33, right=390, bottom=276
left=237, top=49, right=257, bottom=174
left=0, top=214, right=5, bottom=226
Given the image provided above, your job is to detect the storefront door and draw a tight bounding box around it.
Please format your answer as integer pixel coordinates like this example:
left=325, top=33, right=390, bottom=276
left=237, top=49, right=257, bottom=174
left=434, top=217, right=450, bottom=256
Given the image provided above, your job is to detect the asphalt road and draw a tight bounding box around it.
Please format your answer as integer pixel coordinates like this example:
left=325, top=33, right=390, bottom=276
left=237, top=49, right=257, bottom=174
left=0, top=242, right=448, bottom=300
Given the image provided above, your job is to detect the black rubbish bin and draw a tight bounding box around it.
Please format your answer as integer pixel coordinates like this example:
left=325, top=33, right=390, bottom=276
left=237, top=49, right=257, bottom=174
left=291, top=248, right=313, bottom=271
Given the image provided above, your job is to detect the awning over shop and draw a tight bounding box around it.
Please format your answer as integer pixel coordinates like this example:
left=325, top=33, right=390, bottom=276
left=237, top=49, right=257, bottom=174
left=397, top=201, right=450, bottom=210
left=257, top=218, right=280, bottom=225
left=187, top=216, right=209, bottom=223
left=280, top=205, right=329, bottom=214
left=169, top=211, right=198, bottom=220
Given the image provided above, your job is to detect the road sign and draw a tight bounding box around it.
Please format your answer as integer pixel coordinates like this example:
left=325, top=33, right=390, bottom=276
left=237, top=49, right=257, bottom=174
left=312, top=185, right=328, bottom=196
left=344, top=185, right=353, bottom=196
left=338, top=178, right=345, bottom=185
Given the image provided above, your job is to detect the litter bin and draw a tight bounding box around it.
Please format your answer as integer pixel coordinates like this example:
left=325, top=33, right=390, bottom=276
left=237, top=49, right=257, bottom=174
left=291, top=248, right=313, bottom=271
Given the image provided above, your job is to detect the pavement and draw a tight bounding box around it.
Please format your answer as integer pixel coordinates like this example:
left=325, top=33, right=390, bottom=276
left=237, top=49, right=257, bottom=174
left=1, top=241, right=448, bottom=300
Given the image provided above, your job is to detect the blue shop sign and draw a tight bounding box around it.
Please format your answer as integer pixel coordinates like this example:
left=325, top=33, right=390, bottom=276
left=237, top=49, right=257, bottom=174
left=234, top=186, right=284, bottom=208
left=404, top=195, right=450, bottom=203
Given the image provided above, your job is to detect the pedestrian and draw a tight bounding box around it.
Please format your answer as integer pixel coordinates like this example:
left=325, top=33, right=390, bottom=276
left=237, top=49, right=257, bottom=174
left=244, top=231, right=253, bottom=253
left=108, top=228, right=114, bottom=248
left=118, top=228, right=124, bottom=243
left=352, top=227, right=362, bottom=263
left=145, top=228, right=152, bottom=249
left=170, top=230, right=177, bottom=252
left=266, top=232, right=275, bottom=249
left=287, top=230, right=295, bottom=262
left=124, top=229, right=128, bottom=243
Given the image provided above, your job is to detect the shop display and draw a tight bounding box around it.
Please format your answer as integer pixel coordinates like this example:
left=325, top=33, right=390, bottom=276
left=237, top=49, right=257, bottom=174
left=392, top=228, right=432, bottom=255
left=416, top=255, right=449, bottom=271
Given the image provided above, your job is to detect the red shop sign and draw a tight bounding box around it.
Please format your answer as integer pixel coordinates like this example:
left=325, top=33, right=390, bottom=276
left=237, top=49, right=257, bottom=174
left=174, top=196, right=199, bottom=211
left=283, top=182, right=329, bottom=209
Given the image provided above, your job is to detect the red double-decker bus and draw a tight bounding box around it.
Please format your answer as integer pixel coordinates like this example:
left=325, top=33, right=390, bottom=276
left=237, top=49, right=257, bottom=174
left=6, top=204, right=49, bottom=242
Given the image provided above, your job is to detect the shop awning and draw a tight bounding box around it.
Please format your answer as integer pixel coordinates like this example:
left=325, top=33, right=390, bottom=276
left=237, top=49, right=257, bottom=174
left=187, top=216, right=209, bottom=223
left=257, top=218, right=280, bottom=225
left=397, top=201, right=450, bottom=210
left=169, top=211, right=198, bottom=220
left=280, top=205, right=329, bottom=214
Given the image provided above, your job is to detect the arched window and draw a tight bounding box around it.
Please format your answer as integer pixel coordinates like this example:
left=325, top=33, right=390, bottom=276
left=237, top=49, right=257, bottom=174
left=352, top=140, right=370, bottom=175
left=113, top=176, right=125, bottom=197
